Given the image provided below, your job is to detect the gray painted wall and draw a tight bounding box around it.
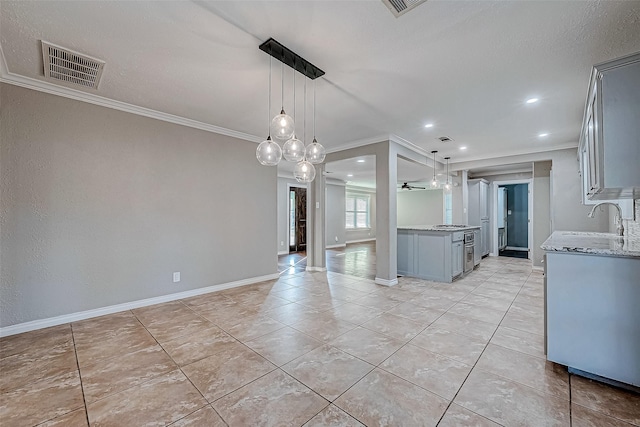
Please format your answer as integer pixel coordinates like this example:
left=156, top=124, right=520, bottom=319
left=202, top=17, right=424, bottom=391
left=397, top=189, right=444, bottom=227
left=326, top=182, right=346, bottom=247
left=0, top=84, right=277, bottom=327
left=532, top=161, right=551, bottom=267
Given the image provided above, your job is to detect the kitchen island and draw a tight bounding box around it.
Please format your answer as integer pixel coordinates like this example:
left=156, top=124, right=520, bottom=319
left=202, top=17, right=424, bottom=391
left=397, top=225, right=480, bottom=283
left=542, top=231, right=640, bottom=388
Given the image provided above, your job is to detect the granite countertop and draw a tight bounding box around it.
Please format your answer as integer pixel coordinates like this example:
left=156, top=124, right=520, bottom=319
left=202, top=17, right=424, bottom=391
left=541, top=231, right=640, bottom=258
left=398, top=225, right=481, bottom=232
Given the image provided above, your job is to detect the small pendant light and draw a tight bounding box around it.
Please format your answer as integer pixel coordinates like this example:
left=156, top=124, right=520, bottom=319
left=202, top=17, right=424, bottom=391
left=294, top=75, right=316, bottom=183
left=443, top=156, right=452, bottom=194
left=430, top=150, right=440, bottom=189
left=270, top=61, right=295, bottom=141
left=306, top=79, right=326, bottom=164
left=257, top=55, right=282, bottom=166
left=282, top=65, right=305, bottom=162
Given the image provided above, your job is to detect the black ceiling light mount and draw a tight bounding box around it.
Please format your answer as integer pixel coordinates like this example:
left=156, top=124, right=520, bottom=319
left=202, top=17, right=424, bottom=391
left=259, top=38, right=325, bottom=80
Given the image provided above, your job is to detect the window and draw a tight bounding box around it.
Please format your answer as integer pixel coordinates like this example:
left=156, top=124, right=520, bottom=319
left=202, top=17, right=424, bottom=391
left=346, top=194, right=370, bottom=229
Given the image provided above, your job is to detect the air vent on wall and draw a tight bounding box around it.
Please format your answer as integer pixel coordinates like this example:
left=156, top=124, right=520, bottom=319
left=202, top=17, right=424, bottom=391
left=41, top=41, right=105, bottom=89
left=381, top=0, right=428, bottom=17
left=438, top=136, right=453, bottom=143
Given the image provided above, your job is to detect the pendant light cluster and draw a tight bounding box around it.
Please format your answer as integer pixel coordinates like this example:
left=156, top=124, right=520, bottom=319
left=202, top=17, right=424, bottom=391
left=256, top=38, right=326, bottom=183
left=428, top=151, right=453, bottom=193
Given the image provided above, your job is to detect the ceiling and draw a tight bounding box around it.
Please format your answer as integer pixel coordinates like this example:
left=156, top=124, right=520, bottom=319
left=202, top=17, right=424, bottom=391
left=2, top=1, right=639, bottom=177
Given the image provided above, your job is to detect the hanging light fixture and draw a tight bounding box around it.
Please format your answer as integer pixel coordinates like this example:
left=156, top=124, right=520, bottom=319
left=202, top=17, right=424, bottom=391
left=430, top=150, right=440, bottom=189
left=270, top=61, right=295, bottom=142
left=256, top=55, right=282, bottom=166
left=443, top=156, right=452, bottom=194
left=257, top=38, right=325, bottom=181
left=294, top=74, right=316, bottom=183
left=306, top=79, right=326, bottom=164
left=282, top=65, right=305, bottom=162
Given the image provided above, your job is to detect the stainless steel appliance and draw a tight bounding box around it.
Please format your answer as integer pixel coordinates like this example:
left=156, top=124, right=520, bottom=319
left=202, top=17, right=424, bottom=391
left=464, top=232, right=474, bottom=273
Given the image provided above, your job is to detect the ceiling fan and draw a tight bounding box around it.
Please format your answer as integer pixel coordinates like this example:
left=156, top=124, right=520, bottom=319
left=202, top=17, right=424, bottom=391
left=400, top=182, right=425, bottom=190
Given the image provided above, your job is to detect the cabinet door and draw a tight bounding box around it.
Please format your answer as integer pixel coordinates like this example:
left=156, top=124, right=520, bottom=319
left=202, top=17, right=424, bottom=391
left=474, top=230, right=481, bottom=264
left=482, top=222, right=490, bottom=256
left=479, top=182, right=489, bottom=219
left=452, top=241, right=463, bottom=276
left=587, top=90, right=602, bottom=197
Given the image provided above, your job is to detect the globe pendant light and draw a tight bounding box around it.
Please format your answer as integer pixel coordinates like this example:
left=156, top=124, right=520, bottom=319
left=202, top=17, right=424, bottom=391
left=306, top=79, right=326, bottom=164
left=294, top=159, right=316, bottom=183
left=294, top=75, right=316, bottom=183
left=257, top=56, right=282, bottom=166
left=443, top=156, right=452, bottom=194
left=430, top=150, right=440, bottom=189
left=282, top=69, right=305, bottom=162
left=270, top=62, right=294, bottom=141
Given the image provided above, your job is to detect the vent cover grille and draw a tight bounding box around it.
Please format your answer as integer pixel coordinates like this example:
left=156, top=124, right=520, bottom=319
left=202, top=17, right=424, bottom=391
left=41, top=41, right=105, bottom=89
left=438, top=136, right=453, bottom=143
left=381, top=0, right=428, bottom=17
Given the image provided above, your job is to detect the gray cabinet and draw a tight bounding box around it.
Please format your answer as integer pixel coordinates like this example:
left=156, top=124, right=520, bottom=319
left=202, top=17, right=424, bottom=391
left=545, top=251, right=640, bottom=387
left=469, top=179, right=490, bottom=256
left=397, top=228, right=462, bottom=283
left=473, top=229, right=481, bottom=265
left=579, top=52, right=640, bottom=200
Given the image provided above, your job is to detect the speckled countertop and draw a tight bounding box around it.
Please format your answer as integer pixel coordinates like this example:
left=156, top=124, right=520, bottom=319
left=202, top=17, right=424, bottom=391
left=541, top=231, right=640, bottom=258
left=398, top=225, right=481, bottom=232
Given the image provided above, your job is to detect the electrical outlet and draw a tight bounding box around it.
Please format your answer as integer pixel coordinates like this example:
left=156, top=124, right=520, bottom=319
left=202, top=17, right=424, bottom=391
left=280, top=241, right=284, bottom=246
left=335, top=236, right=338, bottom=242
left=173, top=272, right=180, bottom=283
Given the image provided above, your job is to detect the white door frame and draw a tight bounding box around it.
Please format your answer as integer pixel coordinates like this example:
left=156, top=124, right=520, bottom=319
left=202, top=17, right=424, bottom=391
left=491, top=179, right=533, bottom=258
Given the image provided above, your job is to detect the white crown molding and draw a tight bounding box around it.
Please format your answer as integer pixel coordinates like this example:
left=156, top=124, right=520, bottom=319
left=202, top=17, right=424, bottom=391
left=389, top=133, right=432, bottom=158
left=0, top=272, right=279, bottom=337
left=326, top=134, right=390, bottom=154
left=0, top=51, right=262, bottom=144
left=450, top=143, right=578, bottom=168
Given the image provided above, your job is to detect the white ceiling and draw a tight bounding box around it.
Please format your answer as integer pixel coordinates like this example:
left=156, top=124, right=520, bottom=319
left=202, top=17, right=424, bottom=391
left=2, top=1, right=639, bottom=173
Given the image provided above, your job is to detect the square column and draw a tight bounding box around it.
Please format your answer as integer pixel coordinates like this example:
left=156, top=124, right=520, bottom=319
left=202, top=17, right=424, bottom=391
left=306, top=163, right=326, bottom=272
left=375, top=142, right=398, bottom=286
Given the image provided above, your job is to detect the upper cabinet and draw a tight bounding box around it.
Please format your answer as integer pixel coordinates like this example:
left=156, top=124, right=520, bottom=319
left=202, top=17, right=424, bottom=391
left=579, top=52, right=640, bottom=201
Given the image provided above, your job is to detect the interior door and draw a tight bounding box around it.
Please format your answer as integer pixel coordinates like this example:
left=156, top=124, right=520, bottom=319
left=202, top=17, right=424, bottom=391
left=289, top=187, right=307, bottom=253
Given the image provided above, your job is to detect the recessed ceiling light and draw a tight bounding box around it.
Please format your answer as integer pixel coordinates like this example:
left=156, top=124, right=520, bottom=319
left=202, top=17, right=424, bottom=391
left=459, top=146, right=467, bottom=150
left=424, top=123, right=434, bottom=128
left=347, top=174, right=353, bottom=177
left=357, top=159, right=365, bottom=163
left=526, top=98, right=539, bottom=104
left=538, top=133, right=549, bottom=138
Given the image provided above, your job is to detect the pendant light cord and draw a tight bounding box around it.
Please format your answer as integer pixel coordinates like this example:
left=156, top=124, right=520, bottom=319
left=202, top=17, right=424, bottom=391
left=268, top=55, right=272, bottom=137
left=292, top=60, right=296, bottom=123
left=281, top=61, right=284, bottom=111
left=303, top=74, right=307, bottom=146
left=313, top=79, right=316, bottom=139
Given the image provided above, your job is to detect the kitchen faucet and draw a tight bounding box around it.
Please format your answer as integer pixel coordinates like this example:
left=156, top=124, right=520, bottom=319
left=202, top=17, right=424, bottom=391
left=588, top=202, right=624, bottom=237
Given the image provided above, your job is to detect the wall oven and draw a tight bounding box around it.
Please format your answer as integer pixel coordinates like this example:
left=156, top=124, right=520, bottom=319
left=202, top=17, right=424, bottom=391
left=464, top=232, right=474, bottom=273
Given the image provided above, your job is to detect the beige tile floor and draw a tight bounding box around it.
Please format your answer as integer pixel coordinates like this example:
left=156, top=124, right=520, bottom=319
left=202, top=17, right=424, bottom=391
left=1, top=256, right=639, bottom=426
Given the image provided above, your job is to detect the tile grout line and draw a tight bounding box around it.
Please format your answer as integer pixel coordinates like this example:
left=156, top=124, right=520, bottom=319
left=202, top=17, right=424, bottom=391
left=128, top=308, right=224, bottom=426
left=432, top=267, right=530, bottom=426
left=70, top=322, right=92, bottom=427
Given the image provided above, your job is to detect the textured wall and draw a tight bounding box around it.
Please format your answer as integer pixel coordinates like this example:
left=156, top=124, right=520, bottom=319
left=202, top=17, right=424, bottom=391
left=0, top=84, right=277, bottom=327
left=397, top=189, right=444, bottom=227
left=325, top=183, right=346, bottom=247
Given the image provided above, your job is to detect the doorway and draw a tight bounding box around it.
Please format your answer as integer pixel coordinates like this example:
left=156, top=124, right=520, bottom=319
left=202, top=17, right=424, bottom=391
left=498, top=183, right=529, bottom=259
left=289, top=187, right=307, bottom=253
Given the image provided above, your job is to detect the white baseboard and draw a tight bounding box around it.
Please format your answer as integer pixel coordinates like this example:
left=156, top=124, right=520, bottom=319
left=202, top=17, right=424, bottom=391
left=532, top=266, right=544, bottom=271
left=505, top=246, right=528, bottom=251
left=346, top=238, right=376, bottom=244
left=375, top=277, right=399, bottom=287
left=0, top=273, right=280, bottom=338
left=277, top=250, right=289, bottom=256
left=306, top=266, right=327, bottom=272
left=326, top=244, right=346, bottom=249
